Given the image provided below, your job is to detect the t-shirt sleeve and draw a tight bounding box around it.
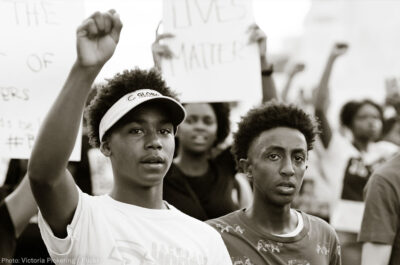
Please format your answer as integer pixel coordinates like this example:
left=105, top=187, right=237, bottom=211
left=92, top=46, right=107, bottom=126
left=329, top=227, right=342, bottom=265
left=358, top=173, right=399, bottom=244
left=37, top=188, right=89, bottom=259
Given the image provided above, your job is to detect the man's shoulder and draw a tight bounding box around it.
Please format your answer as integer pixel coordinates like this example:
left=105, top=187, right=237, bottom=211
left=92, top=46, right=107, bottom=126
left=168, top=205, right=229, bottom=238
left=372, top=153, right=400, bottom=180
left=302, top=211, right=337, bottom=236
left=206, top=210, right=246, bottom=235
left=207, top=210, right=241, bottom=225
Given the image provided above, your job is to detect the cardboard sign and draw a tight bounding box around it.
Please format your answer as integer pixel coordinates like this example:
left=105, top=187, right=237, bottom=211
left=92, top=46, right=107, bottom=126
left=161, top=0, right=262, bottom=103
left=0, top=0, right=84, bottom=160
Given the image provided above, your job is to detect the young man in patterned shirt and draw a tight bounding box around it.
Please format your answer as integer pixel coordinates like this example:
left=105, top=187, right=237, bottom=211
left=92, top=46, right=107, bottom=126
left=207, top=102, right=342, bottom=265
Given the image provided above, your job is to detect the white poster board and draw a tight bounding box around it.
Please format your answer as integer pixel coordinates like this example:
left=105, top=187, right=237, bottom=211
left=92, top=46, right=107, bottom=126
left=161, top=0, right=261, bottom=103
left=0, top=0, right=84, bottom=160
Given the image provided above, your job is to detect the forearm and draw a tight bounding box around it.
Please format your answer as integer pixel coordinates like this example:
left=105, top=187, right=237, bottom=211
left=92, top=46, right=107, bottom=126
left=361, top=242, right=392, bottom=265
left=314, top=56, right=335, bottom=111
left=152, top=54, right=162, bottom=72
left=260, top=56, right=277, bottom=102
left=315, top=109, right=332, bottom=148
left=28, top=62, right=101, bottom=184
left=281, top=74, right=294, bottom=103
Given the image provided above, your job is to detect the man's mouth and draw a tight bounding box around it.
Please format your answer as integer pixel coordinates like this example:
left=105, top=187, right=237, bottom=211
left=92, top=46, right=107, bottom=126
left=141, top=156, right=165, bottom=164
left=276, top=182, right=296, bottom=194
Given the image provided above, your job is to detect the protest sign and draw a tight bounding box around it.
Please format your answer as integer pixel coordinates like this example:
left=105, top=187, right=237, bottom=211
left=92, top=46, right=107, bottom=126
left=0, top=0, right=84, bottom=160
left=161, top=0, right=262, bottom=103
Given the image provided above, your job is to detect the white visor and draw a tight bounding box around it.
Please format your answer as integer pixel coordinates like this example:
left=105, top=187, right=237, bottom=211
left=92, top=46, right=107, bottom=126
left=99, top=89, right=186, bottom=141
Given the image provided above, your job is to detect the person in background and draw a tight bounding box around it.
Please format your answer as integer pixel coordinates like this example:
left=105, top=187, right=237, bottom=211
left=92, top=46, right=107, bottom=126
left=163, top=102, right=245, bottom=220
left=0, top=108, right=94, bottom=265
left=152, top=24, right=276, bottom=220
left=289, top=43, right=349, bottom=222
left=381, top=78, right=400, bottom=146
left=358, top=80, right=400, bottom=265
left=313, top=43, right=398, bottom=265
left=358, top=153, right=400, bottom=265
left=0, top=176, right=36, bottom=265
left=27, top=10, right=232, bottom=264
left=207, top=101, right=341, bottom=265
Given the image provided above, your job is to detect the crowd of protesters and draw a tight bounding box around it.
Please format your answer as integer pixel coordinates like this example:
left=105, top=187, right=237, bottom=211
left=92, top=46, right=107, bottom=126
left=0, top=8, right=400, bottom=265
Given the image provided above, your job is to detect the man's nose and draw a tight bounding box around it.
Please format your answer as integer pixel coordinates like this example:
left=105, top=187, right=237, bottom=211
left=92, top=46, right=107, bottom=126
left=145, top=131, right=162, bottom=150
left=280, top=157, right=295, bottom=176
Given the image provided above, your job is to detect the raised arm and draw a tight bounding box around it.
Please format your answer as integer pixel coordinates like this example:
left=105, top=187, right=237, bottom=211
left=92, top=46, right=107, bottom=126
left=248, top=25, right=277, bottom=103
left=385, top=77, right=400, bottom=116
left=27, top=10, right=122, bottom=237
left=314, top=43, right=348, bottom=148
left=281, top=63, right=305, bottom=103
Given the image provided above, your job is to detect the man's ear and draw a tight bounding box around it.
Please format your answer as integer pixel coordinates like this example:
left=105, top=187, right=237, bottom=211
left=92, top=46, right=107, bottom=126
left=239, top=158, right=252, bottom=178
left=100, top=141, right=112, bottom=157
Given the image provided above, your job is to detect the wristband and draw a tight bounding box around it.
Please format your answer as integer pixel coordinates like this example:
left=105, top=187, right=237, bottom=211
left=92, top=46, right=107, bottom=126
left=261, top=65, right=274, bottom=76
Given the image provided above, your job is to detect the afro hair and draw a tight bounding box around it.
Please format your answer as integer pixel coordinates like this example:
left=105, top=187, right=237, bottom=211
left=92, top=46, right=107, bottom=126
left=232, top=101, right=319, bottom=172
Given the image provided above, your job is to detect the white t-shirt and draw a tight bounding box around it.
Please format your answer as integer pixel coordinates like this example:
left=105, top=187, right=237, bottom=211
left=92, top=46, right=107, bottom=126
left=325, top=134, right=398, bottom=233
left=38, top=189, right=232, bottom=265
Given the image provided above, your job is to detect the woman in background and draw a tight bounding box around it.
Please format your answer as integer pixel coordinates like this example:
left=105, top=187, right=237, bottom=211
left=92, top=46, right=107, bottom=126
left=153, top=24, right=275, bottom=220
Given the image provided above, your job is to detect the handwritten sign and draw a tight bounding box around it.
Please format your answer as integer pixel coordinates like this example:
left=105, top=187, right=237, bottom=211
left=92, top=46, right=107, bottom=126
left=161, top=0, right=262, bottom=103
left=0, top=0, right=84, bottom=160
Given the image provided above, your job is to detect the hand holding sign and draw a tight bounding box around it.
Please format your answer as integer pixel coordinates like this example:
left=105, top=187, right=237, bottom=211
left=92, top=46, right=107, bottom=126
left=247, top=24, right=267, bottom=60
left=161, top=0, right=261, bottom=103
left=152, top=32, right=175, bottom=70
left=76, top=10, right=123, bottom=67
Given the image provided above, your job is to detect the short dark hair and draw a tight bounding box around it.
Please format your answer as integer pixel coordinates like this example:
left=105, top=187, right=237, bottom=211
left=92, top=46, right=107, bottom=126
left=232, top=101, right=319, bottom=171
left=340, top=99, right=383, bottom=129
left=84, top=68, right=179, bottom=148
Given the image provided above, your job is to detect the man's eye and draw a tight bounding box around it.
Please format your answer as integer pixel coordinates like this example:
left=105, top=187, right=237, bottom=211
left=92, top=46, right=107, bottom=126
left=268, top=154, right=280, bottom=161
left=294, top=155, right=305, bottom=163
left=129, top=129, right=143, bottom=134
left=159, top=128, right=172, bottom=135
